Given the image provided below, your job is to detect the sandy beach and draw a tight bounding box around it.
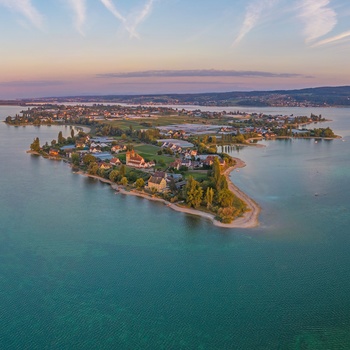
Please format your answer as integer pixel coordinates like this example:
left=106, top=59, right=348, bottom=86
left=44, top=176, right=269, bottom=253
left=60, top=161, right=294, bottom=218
left=75, top=157, right=260, bottom=229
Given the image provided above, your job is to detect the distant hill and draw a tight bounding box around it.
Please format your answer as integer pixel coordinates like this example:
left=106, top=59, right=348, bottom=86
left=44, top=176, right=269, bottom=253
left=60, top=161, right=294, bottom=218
left=16, top=85, right=350, bottom=107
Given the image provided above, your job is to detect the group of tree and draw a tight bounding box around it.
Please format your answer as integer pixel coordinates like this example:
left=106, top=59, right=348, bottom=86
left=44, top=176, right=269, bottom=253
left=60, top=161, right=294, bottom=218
left=83, top=156, right=147, bottom=189
left=180, top=158, right=246, bottom=223
left=30, top=137, right=40, bottom=152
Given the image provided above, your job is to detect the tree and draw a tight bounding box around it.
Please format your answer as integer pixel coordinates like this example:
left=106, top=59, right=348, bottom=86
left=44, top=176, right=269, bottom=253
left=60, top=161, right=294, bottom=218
left=71, top=153, right=80, bottom=166
left=83, top=154, right=96, bottom=166
left=217, top=189, right=234, bottom=207
left=217, top=207, right=237, bottom=223
left=30, top=137, right=40, bottom=152
left=135, top=178, right=145, bottom=189
left=120, top=176, right=128, bottom=186
left=205, top=187, right=214, bottom=209
left=88, top=162, right=99, bottom=175
left=216, top=174, right=228, bottom=192
left=119, top=164, right=126, bottom=177
left=212, top=158, right=221, bottom=185
left=185, top=176, right=203, bottom=208
left=58, top=131, right=65, bottom=144
left=109, top=170, right=119, bottom=182
left=71, top=129, right=75, bottom=139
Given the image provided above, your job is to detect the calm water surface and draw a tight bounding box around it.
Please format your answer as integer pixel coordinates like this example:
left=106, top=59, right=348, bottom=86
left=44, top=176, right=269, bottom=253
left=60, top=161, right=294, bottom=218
left=1, top=106, right=350, bottom=349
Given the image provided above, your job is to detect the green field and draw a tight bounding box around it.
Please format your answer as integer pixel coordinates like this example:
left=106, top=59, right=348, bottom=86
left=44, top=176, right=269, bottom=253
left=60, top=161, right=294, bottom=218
left=102, top=114, right=217, bottom=131
left=134, top=144, right=176, bottom=167
left=185, top=170, right=209, bottom=181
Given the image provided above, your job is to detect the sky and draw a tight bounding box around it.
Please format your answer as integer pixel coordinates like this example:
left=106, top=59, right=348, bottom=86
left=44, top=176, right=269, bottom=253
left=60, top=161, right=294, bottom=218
left=0, top=0, right=350, bottom=98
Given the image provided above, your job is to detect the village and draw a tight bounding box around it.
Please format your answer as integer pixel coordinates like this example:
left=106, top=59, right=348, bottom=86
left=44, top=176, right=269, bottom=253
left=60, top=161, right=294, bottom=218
left=5, top=103, right=337, bottom=224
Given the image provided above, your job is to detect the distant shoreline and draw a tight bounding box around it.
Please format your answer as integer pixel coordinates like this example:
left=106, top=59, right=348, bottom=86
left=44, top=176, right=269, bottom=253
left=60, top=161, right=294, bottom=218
left=74, top=158, right=260, bottom=229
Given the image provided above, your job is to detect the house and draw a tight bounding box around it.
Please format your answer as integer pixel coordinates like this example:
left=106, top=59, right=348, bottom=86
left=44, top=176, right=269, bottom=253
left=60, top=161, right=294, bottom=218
left=204, top=155, right=216, bottom=166
left=75, top=141, right=86, bottom=149
left=110, top=158, right=121, bottom=166
left=153, top=171, right=167, bottom=180
left=147, top=175, right=167, bottom=192
left=111, top=145, right=126, bottom=153
left=169, top=159, right=181, bottom=170
left=49, top=149, right=59, bottom=157
left=90, top=145, right=101, bottom=153
left=100, top=162, right=112, bottom=170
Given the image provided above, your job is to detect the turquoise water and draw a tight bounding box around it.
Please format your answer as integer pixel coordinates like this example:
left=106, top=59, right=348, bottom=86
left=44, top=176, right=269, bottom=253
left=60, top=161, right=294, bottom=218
left=1, top=106, right=350, bottom=349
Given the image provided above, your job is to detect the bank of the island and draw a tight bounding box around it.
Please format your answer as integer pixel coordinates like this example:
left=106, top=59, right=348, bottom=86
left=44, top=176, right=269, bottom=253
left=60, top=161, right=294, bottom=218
left=75, top=156, right=260, bottom=229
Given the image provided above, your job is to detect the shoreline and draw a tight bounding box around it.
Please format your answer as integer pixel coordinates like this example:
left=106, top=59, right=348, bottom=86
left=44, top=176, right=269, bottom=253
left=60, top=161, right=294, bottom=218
left=75, top=158, right=260, bottom=229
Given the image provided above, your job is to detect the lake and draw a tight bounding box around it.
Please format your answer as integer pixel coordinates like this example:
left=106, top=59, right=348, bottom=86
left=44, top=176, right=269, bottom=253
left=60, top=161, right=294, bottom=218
left=1, top=105, right=350, bottom=349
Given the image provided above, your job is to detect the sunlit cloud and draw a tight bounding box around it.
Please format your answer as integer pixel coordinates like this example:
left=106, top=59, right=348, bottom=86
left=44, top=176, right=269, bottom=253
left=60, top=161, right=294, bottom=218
left=233, top=0, right=277, bottom=46
left=298, top=0, right=337, bottom=43
left=97, top=69, right=309, bottom=79
left=66, top=0, right=87, bottom=35
left=0, top=0, right=44, bottom=29
left=312, top=30, right=350, bottom=47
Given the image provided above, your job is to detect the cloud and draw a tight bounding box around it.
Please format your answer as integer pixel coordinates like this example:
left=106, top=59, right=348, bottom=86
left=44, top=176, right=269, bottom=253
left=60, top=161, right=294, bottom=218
left=99, top=0, right=156, bottom=39
left=67, top=0, right=87, bottom=35
left=312, top=30, right=350, bottom=47
left=97, top=69, right=308, bottom=79
left=0, top=0, right=44, bottom=29
left=99, top=0, right=126, bottom=23
left=125, top=0, right=155, bottom=39
left=298, top=0, right=337, bottom=42
left=233, top=0, right=277, bottom=46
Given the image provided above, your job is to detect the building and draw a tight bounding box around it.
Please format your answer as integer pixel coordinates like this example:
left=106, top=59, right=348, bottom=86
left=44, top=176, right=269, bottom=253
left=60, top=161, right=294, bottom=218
left=147, top=175, right=167, bottom=192
left=49, top=149, right=59, bottom=157
left=110, top=158, right=121, bottom=166
left=126, top=150, right=147, bottom=168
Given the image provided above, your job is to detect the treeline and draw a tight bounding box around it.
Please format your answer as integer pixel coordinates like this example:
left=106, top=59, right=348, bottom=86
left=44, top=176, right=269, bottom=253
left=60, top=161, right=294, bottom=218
left=177, top=158, right=246, bottom=223
left=272, top=127, right=336, bottom=138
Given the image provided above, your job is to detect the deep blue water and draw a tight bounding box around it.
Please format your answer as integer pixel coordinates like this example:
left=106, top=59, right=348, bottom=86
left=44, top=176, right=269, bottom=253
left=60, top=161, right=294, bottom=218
left=1, top=106, right=350, bottom=349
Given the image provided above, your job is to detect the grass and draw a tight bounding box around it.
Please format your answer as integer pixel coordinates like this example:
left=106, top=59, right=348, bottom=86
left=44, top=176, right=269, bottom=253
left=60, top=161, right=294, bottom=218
left=185, top=170, right=208, bottom=181
left=134, top=144, right=176, bottom=166
left=97, top=114, right=235, bottom=134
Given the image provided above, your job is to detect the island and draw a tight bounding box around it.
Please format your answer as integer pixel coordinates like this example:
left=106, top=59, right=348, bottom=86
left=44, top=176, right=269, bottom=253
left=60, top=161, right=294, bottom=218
left=5, top=103, right=339, bottom=228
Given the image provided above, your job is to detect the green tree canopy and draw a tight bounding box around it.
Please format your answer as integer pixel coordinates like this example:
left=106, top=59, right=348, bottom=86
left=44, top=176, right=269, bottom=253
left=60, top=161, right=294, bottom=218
left=71, top=153, right=80, bottom=166
left=185, top=176, right=203, bottom=208
left=120, top=177, right=128, bottom=186
left=135, top=178, right=145, bottom=189
left=217, top=189, right=235, bottom=208
left=109, top=170, right=119, bottom=182
left=30, top=137, right=40, bottom=152
left=83, top=154, right=96, bottom=166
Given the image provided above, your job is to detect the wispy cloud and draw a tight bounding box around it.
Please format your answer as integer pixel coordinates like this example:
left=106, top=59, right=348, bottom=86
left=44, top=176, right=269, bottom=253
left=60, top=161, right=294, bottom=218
left=125, top=0, right=155, bottom=39
left=312, top=30, right=350, bottom=47
left=67, top=0, right=87, bottom=35
left=99, top=0, right=156, bottom=39
left=298, top=0, right=337, bottom=43
left=233, top=0, right=277, bottom=46
left=97, top=69, right=309, bottom=79
left=99, top=0, right=126, bottom=23
left=0, top=0, right=44, bottom=29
